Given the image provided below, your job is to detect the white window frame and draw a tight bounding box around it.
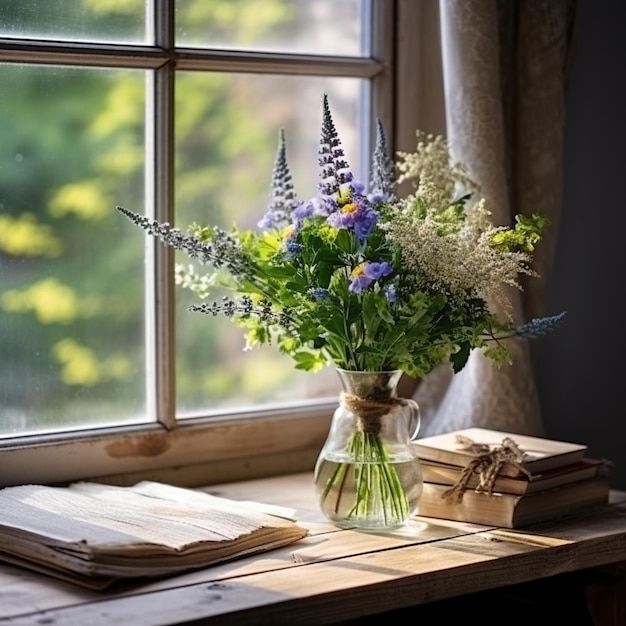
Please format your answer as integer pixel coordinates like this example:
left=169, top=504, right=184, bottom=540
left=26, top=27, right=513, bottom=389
left=0, top=0, right=440, bottom=488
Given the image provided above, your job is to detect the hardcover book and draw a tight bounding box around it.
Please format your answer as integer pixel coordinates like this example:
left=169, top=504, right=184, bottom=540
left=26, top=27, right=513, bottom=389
left=419, top=457, right=604, bottom=496
left=416, top=475, right=610, bottom=528
left=0, top=480, right=308, bottom=590
left=412, top=427, right=587, bottom=478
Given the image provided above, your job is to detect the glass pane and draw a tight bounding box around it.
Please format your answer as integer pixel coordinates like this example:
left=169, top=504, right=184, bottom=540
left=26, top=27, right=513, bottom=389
left=0, top=64, right=147, bottom=436
left=176, top=0, right=367, bottom=56
left=174, top=73, right=364, bottom=415
left=0, top=0, right=146, bottom=44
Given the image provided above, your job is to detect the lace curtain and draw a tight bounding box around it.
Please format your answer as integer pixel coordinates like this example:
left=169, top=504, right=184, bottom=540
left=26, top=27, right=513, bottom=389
left=414, top=0, right=577, bottom=437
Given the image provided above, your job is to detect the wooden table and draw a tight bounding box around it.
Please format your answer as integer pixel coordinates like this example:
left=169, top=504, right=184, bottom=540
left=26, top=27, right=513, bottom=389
left=2, top=472, right=625, bottom=625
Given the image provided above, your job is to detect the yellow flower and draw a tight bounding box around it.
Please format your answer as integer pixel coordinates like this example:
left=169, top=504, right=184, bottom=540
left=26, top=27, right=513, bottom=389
left=282, top=224, right=296, bottom=239
left=351, top=263, right=366, bottom=277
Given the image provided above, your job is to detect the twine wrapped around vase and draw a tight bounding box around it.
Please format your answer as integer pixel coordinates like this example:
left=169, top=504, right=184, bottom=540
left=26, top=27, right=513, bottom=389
left=340, top=392, right=410, bottom=434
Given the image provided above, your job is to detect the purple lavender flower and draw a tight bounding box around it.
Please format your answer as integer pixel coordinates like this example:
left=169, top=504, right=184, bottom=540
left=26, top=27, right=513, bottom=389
left=348, top=261, right=393, bottom=293
left=293, top=197, right=329, bottom=222
left=257, top=211, right=280, bottom=231
left=258, top=129, right=300, bottom=231
left=369, top=118, right=395, bottom=203
left=348, top=181, right=365, bottom=196
left=317, top=94, right=354, bottom=199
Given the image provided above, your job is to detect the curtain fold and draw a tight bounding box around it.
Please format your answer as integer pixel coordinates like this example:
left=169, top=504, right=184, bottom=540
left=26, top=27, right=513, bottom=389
left=415, top=0, right=577, bottom=437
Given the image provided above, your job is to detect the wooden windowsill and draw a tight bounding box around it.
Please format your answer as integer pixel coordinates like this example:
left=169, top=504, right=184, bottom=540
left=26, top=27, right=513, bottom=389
left=2, top=472, right=626, bottom=625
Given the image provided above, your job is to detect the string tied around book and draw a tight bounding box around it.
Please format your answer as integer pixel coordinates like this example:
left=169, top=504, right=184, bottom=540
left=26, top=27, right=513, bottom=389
left=442, top=434, right=532, bottom=503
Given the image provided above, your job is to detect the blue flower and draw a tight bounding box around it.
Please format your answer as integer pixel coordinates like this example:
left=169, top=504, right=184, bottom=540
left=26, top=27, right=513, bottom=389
left=258, top=208, right=286, bottom=231
left=366, top=261, right=393, bottom=280
left=308, top=287, right=330, bottom=302
left=384, top=283, right=397, bottom=303
left=284, top=240, right=304, bottom=259
left=367, top=191, right=391, bottom=204
left=345, top=181, right=365, bottom=196
left=326, top=197, right=379, bottom=239
left=293, top=198, right=329, bottom=227
left=348, top=261, right=393, bottom=293
left=353, top=206, right=379, bottom=238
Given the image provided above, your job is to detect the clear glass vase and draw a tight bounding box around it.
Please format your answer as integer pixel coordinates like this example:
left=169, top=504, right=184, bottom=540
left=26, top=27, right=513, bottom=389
left=314, top=369, right=423, bottom=531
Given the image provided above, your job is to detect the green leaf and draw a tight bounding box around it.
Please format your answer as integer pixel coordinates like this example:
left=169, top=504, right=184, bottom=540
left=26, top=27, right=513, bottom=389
left=292, top=350, right=327, bottom=372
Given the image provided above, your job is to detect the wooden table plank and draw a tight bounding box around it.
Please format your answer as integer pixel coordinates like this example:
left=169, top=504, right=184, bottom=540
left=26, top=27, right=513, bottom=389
left=1, top=474, right=625, bottom=626
left=3, top=505, right=626, bottom=626
left=0, top=515, right=482, bottom=619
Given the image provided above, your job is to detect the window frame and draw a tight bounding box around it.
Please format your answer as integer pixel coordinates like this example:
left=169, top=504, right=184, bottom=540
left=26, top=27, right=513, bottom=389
left=0, top=0, right=438, bottom=488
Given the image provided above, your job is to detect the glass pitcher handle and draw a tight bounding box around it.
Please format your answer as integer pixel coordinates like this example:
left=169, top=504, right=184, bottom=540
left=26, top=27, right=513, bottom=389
left=404, top=398, right=421, bottom=441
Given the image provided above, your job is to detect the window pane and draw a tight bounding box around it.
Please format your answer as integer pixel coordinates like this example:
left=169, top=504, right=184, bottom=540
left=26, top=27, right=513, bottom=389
left=0, top=64, right=147, bottom=436
left=0, top=0, right=146, bottom=44
left=174, top=73, right=364, bottom=415
left=176, top=0, right=367, bottom=57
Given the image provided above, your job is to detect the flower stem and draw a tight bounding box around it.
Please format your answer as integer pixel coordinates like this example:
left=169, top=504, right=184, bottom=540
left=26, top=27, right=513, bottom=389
left=318, top=430, right=410, bottom=526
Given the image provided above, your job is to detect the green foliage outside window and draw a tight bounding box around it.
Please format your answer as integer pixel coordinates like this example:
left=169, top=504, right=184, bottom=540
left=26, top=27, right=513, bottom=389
left=0, top=0, right=351, bottom=433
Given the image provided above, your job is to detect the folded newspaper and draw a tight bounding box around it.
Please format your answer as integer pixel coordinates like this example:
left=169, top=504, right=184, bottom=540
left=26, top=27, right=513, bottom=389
left=0, top=480, right=308, bottom=589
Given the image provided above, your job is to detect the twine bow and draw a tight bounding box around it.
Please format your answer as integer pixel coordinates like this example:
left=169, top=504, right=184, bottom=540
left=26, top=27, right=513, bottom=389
left=442, top=434, right=531, bottom=503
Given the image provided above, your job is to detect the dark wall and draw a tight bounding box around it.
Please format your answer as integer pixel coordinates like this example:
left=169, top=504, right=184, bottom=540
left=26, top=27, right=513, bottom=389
left=536, top=1, right=626, bottom=489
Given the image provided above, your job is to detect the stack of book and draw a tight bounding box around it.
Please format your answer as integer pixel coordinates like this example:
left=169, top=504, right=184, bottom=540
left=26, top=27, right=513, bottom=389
left=413, top=427, right=610, bottom=528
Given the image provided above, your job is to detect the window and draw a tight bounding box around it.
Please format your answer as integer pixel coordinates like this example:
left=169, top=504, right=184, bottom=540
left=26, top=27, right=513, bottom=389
left=0, top=0, right=429, bottom=487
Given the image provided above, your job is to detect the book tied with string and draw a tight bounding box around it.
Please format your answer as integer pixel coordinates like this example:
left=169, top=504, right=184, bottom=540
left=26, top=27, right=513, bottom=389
left=413, top=428, right=611, bottom=528
left=0, top=480, right=308, bottom=590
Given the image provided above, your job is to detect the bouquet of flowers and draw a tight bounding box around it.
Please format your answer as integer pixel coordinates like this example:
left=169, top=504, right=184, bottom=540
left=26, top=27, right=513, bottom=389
left=118, top=94, right=563, bottom=528
left=118, top=94, right=561, bottom=378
